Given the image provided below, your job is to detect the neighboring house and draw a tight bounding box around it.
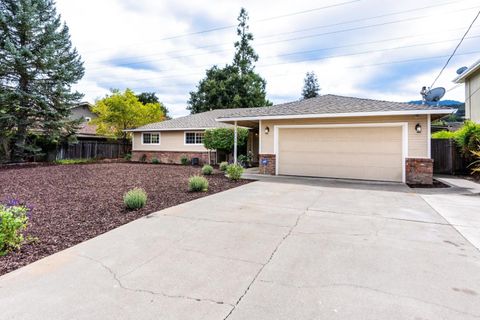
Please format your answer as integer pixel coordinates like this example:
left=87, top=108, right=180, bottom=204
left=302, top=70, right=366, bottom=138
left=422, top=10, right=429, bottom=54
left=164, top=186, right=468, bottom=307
left=453, top=59, right=480, bottom=123
left=128, top=94, right=454, bottom=184
left=126, top=109, right=259, bottom=165
left=69, top=102, right=107, bottom=140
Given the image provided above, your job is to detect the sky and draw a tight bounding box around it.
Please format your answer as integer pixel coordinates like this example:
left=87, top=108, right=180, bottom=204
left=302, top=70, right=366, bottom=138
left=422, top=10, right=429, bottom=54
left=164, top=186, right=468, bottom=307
left=55, top=0, right=480, bottom=118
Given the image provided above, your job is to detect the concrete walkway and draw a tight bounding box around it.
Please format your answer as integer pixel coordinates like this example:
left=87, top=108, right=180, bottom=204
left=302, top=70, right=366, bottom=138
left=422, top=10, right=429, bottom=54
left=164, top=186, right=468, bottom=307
left=1, top=179, right=479, bottom=320
left=420, top=176, right=480, bottom=251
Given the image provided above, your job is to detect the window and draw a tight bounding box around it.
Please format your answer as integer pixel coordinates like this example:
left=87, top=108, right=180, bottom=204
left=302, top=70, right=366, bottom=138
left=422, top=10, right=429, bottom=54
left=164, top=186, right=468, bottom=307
left=143, top=133, right=160, bottom=144
left=185, top=132, right=204, bottom=145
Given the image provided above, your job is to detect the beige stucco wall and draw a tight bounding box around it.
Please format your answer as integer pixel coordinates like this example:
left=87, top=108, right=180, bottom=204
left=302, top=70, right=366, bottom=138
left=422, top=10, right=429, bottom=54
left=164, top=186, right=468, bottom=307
left=259, top=115, right=429, bottom=158
left=465, top=71, right=480, bottom=123
left=132, top=131, right=208, bottom=152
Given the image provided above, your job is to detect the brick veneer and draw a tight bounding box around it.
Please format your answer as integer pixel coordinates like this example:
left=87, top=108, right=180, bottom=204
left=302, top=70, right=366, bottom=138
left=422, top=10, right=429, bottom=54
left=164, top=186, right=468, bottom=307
left=132, top=151, right=214, bottom=165
left=406, top=158, right=433, bottom=185
left=259, top=154, right=276, bottom=175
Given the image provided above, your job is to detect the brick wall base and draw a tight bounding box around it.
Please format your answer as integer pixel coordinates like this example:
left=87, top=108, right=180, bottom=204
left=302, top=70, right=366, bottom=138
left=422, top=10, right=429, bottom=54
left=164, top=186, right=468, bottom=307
left=132, top=151, right=215, bottom=165
left=259, top=154, right=276, bottom=175
left=406, top=158, right=433, bottom=185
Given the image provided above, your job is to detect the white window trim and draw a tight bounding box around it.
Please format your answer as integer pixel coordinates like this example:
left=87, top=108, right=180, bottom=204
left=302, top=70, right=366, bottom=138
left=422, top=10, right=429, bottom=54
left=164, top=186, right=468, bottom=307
left=142, top=132, right=161, bottom=145
left=184, top=131, right=205, bottom=145
left=273, top=122, right=409, bottom=183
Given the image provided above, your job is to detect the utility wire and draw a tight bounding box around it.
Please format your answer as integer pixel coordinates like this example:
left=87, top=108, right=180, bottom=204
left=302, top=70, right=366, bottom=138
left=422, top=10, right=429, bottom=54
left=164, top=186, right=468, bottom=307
left=87, top=7, right=479, bottom=73
left=430, top=9, right=480, bottom=88
left=90, top=35, right=480, bottom=84
left=86, top=4, right=478, bottom=71
left=84, top=0, right=361, bottom=54
left=88, top=50, right=480, bottom=90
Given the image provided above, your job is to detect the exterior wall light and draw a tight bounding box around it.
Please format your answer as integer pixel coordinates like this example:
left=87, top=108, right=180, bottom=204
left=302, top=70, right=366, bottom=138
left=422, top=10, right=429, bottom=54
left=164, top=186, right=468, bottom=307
left=264, top=126, right=270, bottom=134
left=415, top=123, right=422, bottom=133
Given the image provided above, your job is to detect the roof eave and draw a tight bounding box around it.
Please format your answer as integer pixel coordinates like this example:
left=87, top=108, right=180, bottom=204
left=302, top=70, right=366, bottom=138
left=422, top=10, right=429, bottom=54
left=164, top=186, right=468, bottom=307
left=453, top=60, right=480, bottom=83
left=123, top=127, right=228, bottom=132
left=215, top=109, right=457, bottom=122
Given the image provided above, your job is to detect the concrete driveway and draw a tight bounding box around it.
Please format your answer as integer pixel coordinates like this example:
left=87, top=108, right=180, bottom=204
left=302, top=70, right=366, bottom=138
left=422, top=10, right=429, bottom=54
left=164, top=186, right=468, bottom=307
left=1, top=178, right=479, bottom=320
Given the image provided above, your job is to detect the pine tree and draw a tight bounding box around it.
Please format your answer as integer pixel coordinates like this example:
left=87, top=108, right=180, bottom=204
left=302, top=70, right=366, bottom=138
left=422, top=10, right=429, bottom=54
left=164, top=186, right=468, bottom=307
left=188, top=8, right=271, bottom=114
left=0, top=0, right=84, bottom=161
left=302, top=71, right=320, bottom=99
left=233, top=8, right=258, bottom=75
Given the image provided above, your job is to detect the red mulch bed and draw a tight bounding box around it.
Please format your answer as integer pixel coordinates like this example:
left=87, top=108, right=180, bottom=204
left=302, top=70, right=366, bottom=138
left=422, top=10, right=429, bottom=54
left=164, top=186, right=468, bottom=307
left=0, top=162, right=251, bottom=275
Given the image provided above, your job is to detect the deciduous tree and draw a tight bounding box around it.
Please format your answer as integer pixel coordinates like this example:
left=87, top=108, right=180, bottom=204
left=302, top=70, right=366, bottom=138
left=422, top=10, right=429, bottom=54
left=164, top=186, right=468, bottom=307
left=203, top=127, right=249, bottom=153
left=92, top=89, right=165, bottom=141
left=136, top=92, right=170, bottom=119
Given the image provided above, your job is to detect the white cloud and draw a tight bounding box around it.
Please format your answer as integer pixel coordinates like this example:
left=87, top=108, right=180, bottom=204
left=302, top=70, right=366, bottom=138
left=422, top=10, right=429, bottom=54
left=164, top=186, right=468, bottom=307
left=56, top=0, right=480, bottom=117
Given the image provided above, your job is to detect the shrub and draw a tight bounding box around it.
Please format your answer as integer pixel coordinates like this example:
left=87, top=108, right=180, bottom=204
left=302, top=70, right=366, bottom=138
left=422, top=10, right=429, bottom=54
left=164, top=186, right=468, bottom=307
left=188, top=175, right=209, bottom=192
left=151, top=157, right=160, bottom=164
left=123, top=188, right=147, bottom=210
left=55, top=158, right=92, bottom=165
left=431, top=130, right=456, bottom=139
left=454, top=121, right=480, bottom=156
left=219, top=161, right=228, bottom=171
left=140, top=154, right=147, bottom=162
left=203, top=128, right=249, bottom=153
left=124, top=153, right=132, bottom=161
left=0, top=202, right=30, bottom=256
left=180, top=155, right=189, bottom=165
left=468, top=149, right=480, bottom=174
left=226, top=164, right=244, bottom=181
left=238, top=154, right=248, bottom=167
left=201, top=164, right=213, bottom=175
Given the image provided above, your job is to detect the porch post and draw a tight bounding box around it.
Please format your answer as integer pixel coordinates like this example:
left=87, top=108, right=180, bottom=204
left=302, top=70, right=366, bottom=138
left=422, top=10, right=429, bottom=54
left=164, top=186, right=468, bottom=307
left=234, top=121, right=238, bottom=164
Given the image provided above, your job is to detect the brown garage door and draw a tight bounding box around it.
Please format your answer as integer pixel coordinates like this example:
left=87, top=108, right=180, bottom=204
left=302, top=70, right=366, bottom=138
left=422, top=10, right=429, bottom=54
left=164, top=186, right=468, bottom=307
left=278, top=126, right=403, bottom=182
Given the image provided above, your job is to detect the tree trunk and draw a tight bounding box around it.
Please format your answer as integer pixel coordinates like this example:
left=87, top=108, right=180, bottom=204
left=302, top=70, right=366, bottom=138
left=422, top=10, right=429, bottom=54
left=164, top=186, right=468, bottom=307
left=10, top=123, right=28, bottom=162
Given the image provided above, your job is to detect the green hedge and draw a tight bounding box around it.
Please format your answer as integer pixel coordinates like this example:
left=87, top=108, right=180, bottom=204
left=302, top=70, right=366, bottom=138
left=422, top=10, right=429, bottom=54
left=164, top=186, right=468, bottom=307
left=432, top=121, right=480, bottom=157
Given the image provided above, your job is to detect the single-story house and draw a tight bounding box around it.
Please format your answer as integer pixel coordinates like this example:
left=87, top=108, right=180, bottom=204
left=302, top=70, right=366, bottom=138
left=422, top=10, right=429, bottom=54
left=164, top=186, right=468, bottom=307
left=127, top=94, right=455, bottom=184
left=126, top=108, right=259, bottom=165
left=453, top=59, right=480, bottom=123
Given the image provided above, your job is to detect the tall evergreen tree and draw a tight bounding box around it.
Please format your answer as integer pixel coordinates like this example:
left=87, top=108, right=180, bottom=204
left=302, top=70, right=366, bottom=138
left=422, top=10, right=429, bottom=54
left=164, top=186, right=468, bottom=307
left=188, top=8, right=271, bottom=114
left=233, top=8, right=258, bottom=75
left=0, top=0, right=84, bottom=161
left=302, top=71, right=320, bottom=99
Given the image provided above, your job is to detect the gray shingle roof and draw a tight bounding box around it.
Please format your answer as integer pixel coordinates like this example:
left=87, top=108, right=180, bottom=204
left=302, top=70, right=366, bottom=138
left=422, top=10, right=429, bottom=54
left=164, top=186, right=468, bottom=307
left=216, top=94, right=455, bottom=119
left=127, top=94, right=455, bottom=131
left=126, top=108, right=242, bottom=132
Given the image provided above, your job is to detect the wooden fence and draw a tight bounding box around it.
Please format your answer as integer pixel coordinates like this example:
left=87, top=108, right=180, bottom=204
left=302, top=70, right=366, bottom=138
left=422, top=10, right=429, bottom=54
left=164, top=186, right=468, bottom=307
left=431, top=139, right=469, bottom=175
left=56, top=141, right=131, bottom=160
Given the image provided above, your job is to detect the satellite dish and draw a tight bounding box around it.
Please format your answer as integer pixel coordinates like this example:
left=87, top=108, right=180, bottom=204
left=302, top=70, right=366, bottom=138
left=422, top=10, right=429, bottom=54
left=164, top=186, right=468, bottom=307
left=456, top=66, right=468, bottom=75
left=420, top=87, right=445, bottom=102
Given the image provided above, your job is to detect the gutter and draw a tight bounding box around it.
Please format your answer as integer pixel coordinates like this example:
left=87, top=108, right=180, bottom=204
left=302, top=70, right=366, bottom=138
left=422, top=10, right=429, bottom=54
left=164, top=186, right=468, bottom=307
left=215, top=109, right=457, bottom=122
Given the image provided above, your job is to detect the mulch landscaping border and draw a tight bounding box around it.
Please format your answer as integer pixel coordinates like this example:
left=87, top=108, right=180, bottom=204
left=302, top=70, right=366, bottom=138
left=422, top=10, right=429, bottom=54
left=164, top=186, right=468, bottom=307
left=0, top=162, right=252, bottom=275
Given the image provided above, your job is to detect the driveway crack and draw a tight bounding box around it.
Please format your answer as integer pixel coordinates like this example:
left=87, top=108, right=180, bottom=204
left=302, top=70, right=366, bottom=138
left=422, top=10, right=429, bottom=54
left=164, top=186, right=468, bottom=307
left=222, top=205, right=311, bottom=319
left=77, top=254, right=232, bottom=307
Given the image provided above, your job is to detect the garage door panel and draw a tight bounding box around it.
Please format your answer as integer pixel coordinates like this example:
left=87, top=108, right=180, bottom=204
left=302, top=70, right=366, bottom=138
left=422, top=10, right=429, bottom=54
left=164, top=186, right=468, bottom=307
left=278, top=126, right=403, bottom=182
left=280, top=164, right=403, bottom=181
left=280, top=142, right=401, bottom=154
left=279, top=152, right=402, bottom=168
